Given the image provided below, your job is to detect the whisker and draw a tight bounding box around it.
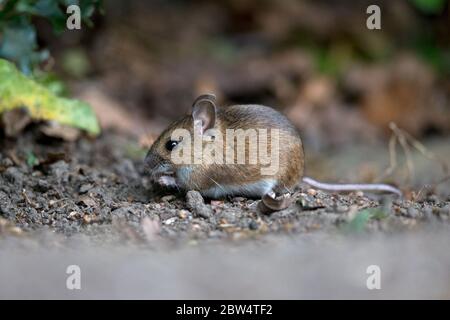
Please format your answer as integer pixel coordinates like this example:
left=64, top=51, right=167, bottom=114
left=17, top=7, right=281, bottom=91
left=208, top=176, right=227, bottom=194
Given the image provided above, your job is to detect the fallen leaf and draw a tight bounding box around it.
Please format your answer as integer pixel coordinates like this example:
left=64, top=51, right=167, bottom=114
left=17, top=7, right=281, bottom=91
left=1, top=108, right=31, bottom=137
left=40, top=122, right=81, bottom=141
left=78, top=195, right=97, bottom=207
left=0, top=59, right=100, bottom=135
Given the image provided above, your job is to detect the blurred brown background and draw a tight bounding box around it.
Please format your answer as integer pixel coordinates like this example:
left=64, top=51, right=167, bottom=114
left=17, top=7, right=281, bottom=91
left=34, top=0, right=449, bottom=187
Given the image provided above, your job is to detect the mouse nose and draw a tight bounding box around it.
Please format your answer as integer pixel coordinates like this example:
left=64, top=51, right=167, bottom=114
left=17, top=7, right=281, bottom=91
left=143, top=152, right=163, bottom=173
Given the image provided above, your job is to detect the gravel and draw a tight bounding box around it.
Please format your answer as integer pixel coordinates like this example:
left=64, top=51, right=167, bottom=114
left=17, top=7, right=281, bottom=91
left=0, top=130, right=448, bottom=241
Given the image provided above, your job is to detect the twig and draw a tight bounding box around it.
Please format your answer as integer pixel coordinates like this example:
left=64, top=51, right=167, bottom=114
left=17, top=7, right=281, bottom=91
left=378, top=122, right=448, bottom=189
left=389, top=122, right=414, bottom=184
left=412, top=175, right=450, bottom=201
left=399, top=126, right=448, bottom=174
left=22, top=189, right=36, bottom=208
left=377, top=133, right=398, bottom=182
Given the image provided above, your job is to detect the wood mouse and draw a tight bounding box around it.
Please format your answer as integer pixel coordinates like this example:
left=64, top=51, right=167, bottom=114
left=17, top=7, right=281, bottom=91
left=144, top=93, right=401, bottom=211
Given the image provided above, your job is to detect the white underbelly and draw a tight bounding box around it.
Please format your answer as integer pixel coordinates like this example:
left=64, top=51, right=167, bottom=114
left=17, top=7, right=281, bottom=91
left=200, top=179, right=276, bottom=199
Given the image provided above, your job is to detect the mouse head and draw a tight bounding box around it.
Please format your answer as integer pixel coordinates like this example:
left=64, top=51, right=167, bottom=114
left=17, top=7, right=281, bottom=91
left=144, top=94, right=218, bottom=183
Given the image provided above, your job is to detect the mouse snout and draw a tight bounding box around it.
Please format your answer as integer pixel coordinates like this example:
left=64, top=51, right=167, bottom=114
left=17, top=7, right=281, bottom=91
left=143, top=152, right=164, bottom=173
left=144, top=152, right=174, bottom=182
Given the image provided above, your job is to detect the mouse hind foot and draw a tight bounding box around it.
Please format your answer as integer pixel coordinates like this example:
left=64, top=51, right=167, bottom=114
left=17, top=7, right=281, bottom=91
left=258, top=190, right=293, bottom=214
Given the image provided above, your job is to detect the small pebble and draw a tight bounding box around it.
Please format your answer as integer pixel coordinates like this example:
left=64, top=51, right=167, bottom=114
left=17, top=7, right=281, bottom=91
left=211, top=200, right=224, bottom=207
left=336, top=205, right=349, bottom=213
left=220, top=210, right=237, bottom=223
left=49, top=200, right=58, bottom=207
left=406, top=207, right=420, bottom=218
left=248, top=220, right=259, bottom=230
left=186, top=190, right=213, bottom=218
left=161, top=195, right=176, bottom=202
left=0, top=157, right=13, bottom=168
left=79, top=183, right=94, bottom=194
left=164, top=217, right=177, bottom=225
left=82, top=215, right=92, bottom=224
left=37, top=179, right=50, bottom=191
left=178, top=210, right=190, bottom=219
left=68, top=211, right=78, bottom=218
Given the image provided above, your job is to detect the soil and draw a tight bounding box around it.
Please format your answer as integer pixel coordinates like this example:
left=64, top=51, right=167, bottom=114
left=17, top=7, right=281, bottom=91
left=1, top=127, right=449, bottom=244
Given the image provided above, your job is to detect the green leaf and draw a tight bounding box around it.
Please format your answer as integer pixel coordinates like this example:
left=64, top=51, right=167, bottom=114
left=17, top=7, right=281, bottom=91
left=342, top=208, right=388, bottom=233
left=26, top=151, right=39, bottom=167
left=0, top=58, right=100, bottom=135
left=410, top=0, right=447, bottom=14
left=0, top=0, right=19, bottom=20
left=0, top=18, right=47, bottom=75
left=16, top=0, right=67, bottom=33
left=0, top=0, right=103, bottom=72
left=414, top=38, right=450, bottom=75
left=32, top=71, right=69, bottom=96
left=370, top=208, right=389, bottom=220
left=345, top=210, right=372, bottom=233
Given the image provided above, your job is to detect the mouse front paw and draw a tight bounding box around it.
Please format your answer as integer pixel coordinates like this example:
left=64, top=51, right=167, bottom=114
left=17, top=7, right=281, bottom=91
left=157, top=175, right=178, bottom=188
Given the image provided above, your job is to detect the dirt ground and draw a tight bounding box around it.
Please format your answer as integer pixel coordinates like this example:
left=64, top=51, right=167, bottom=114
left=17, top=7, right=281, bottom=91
left=0, top=128, right=449, bottom=299
left=1, top=127, right=449, bottom=241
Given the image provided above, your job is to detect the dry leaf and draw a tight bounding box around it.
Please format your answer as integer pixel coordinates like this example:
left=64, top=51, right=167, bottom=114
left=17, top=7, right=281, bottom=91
left=1, top=108, right=31, bottom=137
left=40, top=122, right=81, bottom=141
left=78, top=194, right=97, bottom=207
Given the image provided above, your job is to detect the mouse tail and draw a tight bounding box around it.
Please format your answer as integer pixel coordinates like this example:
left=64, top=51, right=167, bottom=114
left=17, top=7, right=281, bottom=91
left=302, top=177, right=402, bottom=197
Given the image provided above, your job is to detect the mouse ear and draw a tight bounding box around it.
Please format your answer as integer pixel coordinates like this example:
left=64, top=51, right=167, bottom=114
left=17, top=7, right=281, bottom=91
left=192, top=94, right=217, bottom=135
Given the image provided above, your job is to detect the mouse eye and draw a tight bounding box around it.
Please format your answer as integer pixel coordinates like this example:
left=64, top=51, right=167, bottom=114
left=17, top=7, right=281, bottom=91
left=165, top=140, right=179, bottom=151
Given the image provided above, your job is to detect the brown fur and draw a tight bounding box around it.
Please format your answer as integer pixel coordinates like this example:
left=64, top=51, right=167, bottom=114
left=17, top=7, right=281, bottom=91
left=145, top=103, right=304, bottom=196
